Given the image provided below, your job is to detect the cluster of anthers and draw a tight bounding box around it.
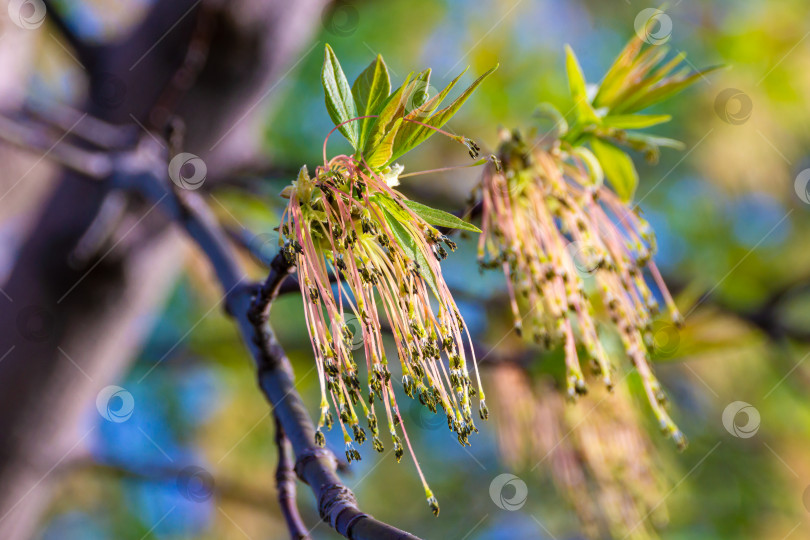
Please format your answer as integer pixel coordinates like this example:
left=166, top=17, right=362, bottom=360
left=279, top=150, right=486, bottom=515
left=477, top=129, right=686, bottom=449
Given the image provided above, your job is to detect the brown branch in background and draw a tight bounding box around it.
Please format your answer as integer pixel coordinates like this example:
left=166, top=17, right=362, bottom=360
left=275, top=415, right=311, bottom=540
left=63, top=457, right=278, bottom=511
left=667, top=274, right=810, bottom=343
left=0, top=109, right=420, bottom=539
left=0, top=1, right=341, bottom=538
left=0, top=114, right=112, bottom=178
left=20, top=100, right=137, bottom=150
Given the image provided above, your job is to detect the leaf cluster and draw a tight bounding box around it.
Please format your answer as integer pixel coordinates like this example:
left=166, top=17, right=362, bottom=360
left=322, top=44, right=497, bottom=172
left=550, top=34, right=720, bottom=200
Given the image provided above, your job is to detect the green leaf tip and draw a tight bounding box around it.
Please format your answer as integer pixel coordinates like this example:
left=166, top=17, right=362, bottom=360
left=352, top=54, right=391, bottom=150
left=403, top=200, right=482, bottom=233
left=356, top=63, right=497, bottom=170
left=322, top=43, right=360, bottom=149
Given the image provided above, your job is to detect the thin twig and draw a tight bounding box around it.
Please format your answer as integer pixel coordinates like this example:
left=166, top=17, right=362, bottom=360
left=0, top=114, right=112, bottom=178
left=21, top=100, right=137, bottom=150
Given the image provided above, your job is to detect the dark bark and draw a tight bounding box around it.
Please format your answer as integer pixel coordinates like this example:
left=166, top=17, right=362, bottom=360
left=0, top=0, right=329, bottom=538
left=0, top=105, right=422, bottom=540
left=274, top=415, right=311, bottom=540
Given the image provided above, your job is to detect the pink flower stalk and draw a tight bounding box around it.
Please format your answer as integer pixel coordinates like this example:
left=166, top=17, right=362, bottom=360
left=477, top=129, right=686, bottom=449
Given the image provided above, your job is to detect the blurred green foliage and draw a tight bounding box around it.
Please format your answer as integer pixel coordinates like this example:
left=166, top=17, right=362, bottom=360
left=41, top=1, right=810, bottom=539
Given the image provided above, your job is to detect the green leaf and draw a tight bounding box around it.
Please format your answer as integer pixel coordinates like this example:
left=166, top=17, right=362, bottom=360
left=602, top=114, right=671, bottom=129
left=393, top=67, right=469, bottom=148
left=565, top=45, right=599, bottom=125
left=379, top=206, right=441, bottom=299
left=618, top=65, right=722, bottom=114
left=624, top=132, right=685, bottom=151
left=352, top=55, right=391, bottom=150
left=365, top=117, right=402, bottom=170
left=594, top=37, right=644, bottom=108
left=403, top=69, right=432, bottom=114
left=362, top=72, right=414, bottom=157
left=369, top=192, right=409, bottom=220
left=387, top=64, right=498, bottom=164
left=322, top=44, right=359, bottom=148
left=403, top=200, right=481, bottom=232
left=590, top=137, right=638, bottom=202
left=597, top=44, right=671, bottom=111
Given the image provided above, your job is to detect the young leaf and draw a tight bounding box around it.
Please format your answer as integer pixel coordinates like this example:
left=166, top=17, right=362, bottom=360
left=604, top=49, right=683, bottom=111
left=387, top=64, right=498, bottom=164
left=352, top=54, right=391, bottom=150
left=602, top=114, right=671, bottom=129
left=593, top=37, right=644, bottom=108
left=322, top=44, right=359, bottom=148
left=362, top=72, right=414, bottom=157
left=403, top=200, right=482, bottom=232
left=404, top=69, right=432, bottom=115
left=616, top=65, right=722, bottom=114
left=590, top=137, right=638, bottom=202
left=623, top=132, right=685, bottom=151
left=565, top=45, right=600, bottom=125
left=379, top=206, right=441, bottom=299
left=392, top=67, right=470, bottom=153
left=365, top=117, right=403, bottom=170
left=409, top=69, right=467, bottom=119
left=369, top=192, right=410, bottom=221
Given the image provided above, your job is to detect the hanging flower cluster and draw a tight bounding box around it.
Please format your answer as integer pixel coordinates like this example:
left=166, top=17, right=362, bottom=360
left=489, top=365, right=668, bottom=540
left=477, top=37, right=717, bottom=448
left=280, top=44, right=496, bottom=515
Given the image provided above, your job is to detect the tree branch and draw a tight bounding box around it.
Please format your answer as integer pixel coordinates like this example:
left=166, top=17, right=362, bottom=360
left=0, top=2, right=334, bottom=538
left=64, top=456, right=278, bottom=511
left=274, top=415, right=311, bottom=540
left=0, top=121, right=420, bottom=538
